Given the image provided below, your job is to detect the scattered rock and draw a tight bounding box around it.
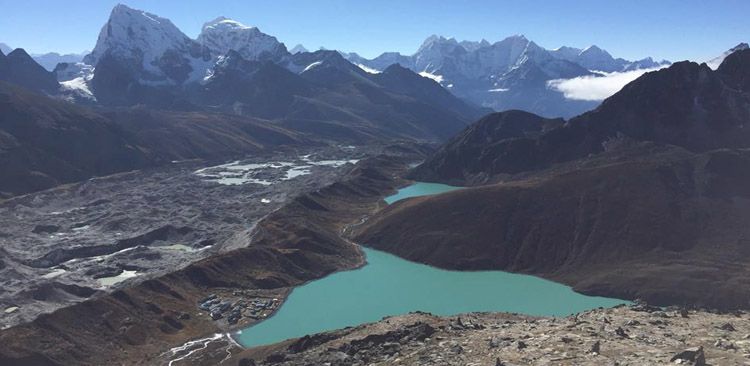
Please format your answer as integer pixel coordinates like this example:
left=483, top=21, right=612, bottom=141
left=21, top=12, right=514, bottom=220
left=714, top=340, right=736, bottom=350
left=718, top=323, right=736, bottom=332
left=517, top=341, right=527, bottom=350
left=382, top=342, right=401, bottom=356
left=670, top=346, right=705, bottom=366
left=590, top=340, right=601, bottom=354
left=32, top=225, right=60, bottom=234
left=615, top=327, right=629, bottom=338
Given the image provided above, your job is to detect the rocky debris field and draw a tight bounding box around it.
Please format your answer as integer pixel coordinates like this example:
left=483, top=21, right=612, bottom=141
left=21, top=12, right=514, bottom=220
left=233, top=304, right=750, bottom=366
left=0, top=153, right=415, bottom=366
left=0, top=145, right=368, bottom=329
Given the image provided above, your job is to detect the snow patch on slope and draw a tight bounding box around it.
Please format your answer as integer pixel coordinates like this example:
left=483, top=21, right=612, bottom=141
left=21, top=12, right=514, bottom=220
left=60, top=77, right=96, bottom=100
left=356, top=64, right=381, bottom=74
left=418, top=71, right=444, bottom=83
left=197, top=16, right=287, bottom=62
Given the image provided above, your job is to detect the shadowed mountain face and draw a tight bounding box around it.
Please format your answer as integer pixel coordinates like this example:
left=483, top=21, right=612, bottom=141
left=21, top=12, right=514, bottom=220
left=356, top=49, right=750, bottom=309
left=89, top=47, right=485, bottom=142
left=0, top=49, right=59, bottom=94
left=184, top=50, right=486, bottom=142
left=0, top=81, right=152, bottom=197
left=409, top=110, right=564, bottom=184
left=0, top=81, right=308, bottom=198
left=412, top=50, right=750, bottom=184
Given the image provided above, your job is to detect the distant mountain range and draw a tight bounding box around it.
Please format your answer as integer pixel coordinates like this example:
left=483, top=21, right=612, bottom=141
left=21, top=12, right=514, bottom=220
left=342, top=35, right=670, bottom=118
left=0, top=5, right=672, bottom=120
left=3, top=5, right=743, bottom=122
left=0, top=4, right=487, bottom=197
left=0, top=3, right=746, bottom=198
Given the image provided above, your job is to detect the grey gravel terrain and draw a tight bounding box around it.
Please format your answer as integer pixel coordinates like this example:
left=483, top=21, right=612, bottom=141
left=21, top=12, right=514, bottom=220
left=0, top=145, right=375, bottom=329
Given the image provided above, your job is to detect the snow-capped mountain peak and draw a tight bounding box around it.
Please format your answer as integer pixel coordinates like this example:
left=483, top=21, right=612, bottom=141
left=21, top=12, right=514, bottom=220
left=203, top=16, right=253, bottom=31
left=577, top=45, right=615, bottom=68
left=197, top=16, right=288, bottom=62
left=580, top=44, right=608, bottom=55
left=417, top=35, right=460, bottom=54
left=85, top=4, right=199, bottom=67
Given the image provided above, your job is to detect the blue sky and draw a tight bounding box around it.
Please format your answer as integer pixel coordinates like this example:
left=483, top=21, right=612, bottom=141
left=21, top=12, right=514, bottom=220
left=0, top=0, right=747, bottom=62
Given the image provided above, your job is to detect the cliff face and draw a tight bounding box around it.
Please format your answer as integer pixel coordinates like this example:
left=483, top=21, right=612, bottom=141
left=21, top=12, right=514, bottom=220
left=357, top=144, right=750, bottom=309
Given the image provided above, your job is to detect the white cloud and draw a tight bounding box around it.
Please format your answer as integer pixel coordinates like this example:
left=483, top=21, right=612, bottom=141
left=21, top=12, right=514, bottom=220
left=547, top=66, right=667, bottom=101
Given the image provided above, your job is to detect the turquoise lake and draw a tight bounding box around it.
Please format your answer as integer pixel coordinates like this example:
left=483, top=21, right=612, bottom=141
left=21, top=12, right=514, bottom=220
left=384, top=182, right=463, bottom=204
left=235, top=183, right=626, bottom=347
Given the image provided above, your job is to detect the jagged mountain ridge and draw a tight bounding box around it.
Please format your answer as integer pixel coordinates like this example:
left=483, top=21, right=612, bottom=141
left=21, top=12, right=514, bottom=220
left=74, top=4, right=485, bottom=142
left=343, top=35, right=670, bottom=118
left=549, top=44, right=669, bottom=72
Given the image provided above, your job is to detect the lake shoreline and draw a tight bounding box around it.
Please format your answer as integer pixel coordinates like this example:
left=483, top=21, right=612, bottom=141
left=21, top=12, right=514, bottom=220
left=234, top=183, right=627, bottom=348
